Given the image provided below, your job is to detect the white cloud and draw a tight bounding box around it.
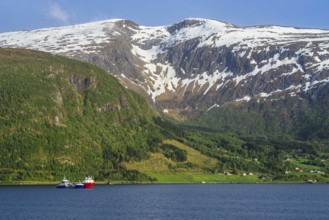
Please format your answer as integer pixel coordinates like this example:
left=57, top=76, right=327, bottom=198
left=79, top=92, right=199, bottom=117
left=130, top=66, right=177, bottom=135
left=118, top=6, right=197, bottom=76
left=49, top=3, right=69, bottom=24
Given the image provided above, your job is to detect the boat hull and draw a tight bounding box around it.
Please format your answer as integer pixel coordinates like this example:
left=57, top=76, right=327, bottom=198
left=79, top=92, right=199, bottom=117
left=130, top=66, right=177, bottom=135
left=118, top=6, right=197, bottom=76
left=83, top=182, right=94, bottom=189
left=74, top=184, right=84, bottom=189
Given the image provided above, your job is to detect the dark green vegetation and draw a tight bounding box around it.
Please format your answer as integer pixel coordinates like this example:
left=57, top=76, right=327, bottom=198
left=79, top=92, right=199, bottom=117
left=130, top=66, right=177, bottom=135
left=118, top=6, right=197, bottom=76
left=160, top=144, right=187, bottom=162
left=0, top=48, right=162, bottom=183
left=1, top=48, right=328, bottom=184
left=192, top=92, right=329, bottom=141
left=154, top=119, right=329, bottom=183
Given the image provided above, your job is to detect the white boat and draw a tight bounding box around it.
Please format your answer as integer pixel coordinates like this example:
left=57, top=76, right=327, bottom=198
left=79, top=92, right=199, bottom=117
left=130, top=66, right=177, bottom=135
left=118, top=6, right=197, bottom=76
left=56, top=176, right=70, bottom=188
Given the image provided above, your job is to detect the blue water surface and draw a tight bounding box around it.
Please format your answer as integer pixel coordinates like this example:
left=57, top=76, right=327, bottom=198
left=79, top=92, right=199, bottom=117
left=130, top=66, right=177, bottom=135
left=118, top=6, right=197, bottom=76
left=0, top=184, right=328, bottom=220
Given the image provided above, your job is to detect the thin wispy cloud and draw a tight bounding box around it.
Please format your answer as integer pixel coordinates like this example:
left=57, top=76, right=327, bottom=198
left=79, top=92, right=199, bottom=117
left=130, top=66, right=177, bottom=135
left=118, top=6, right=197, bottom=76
left=91, top=12, right=109, bottom=22
left=49, top=2, right=69, bottom=24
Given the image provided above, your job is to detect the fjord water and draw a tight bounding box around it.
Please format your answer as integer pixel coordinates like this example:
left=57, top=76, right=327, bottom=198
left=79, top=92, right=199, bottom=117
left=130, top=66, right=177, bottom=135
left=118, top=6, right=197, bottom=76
left=0, top=184, right=328, bottom=220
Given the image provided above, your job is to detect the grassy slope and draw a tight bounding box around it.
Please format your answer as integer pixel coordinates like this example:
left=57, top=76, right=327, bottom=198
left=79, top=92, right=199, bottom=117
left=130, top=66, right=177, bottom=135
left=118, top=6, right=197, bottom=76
left=125, top=139, right=216, bottom=172
left=164, top=140, right=217, bottom=169
left=150, top=173, right=258, bottom=183
left=125, top=139, right=259, bottom=183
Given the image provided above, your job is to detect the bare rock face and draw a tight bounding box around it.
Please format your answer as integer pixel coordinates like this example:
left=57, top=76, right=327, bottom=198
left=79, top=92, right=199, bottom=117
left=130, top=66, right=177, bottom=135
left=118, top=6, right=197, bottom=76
left=1, top=18, right=329, bottom=125
left=69, top=75, right=97, bottom=92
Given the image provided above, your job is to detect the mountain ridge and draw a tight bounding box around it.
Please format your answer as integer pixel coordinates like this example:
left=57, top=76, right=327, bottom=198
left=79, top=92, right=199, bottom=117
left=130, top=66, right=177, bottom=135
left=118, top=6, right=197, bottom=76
left=1, top=18, right=329, bottom=137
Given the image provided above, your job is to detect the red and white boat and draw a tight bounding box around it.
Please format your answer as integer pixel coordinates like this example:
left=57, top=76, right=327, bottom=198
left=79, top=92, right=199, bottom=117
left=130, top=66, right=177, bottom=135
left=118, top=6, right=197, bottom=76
left=83, top=176, right=95, bottom=189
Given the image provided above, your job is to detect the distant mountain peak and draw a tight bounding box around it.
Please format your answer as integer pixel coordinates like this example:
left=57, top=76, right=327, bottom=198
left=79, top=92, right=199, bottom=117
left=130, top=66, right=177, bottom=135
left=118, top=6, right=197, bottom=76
left=1, top=18, right=329, bottom=124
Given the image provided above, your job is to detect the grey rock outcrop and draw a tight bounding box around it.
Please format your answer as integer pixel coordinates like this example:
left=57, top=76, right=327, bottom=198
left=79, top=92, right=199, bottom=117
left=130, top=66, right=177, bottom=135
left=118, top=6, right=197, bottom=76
left=1, top=18, right=329, bottom=124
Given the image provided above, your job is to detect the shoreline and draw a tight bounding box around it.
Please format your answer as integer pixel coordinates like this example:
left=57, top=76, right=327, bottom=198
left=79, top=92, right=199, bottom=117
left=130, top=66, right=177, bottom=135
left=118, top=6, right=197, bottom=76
left=0, top=180, right=326, bottom=186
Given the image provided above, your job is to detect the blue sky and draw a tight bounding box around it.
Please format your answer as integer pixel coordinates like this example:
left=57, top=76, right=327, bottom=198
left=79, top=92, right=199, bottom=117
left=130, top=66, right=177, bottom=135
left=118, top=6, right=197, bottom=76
left=1, top=0, right=329, bottom=33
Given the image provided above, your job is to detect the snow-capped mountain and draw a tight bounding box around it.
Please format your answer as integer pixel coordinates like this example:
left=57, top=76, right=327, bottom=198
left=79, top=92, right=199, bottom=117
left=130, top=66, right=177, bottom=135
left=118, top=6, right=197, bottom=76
left=1, top=18, right=329, bottom=122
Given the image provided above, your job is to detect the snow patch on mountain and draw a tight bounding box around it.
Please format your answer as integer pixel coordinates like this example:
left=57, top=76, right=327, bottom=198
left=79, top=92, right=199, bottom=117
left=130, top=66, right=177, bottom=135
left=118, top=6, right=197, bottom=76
left=235, top=84, right=303, bottom=103
left=1, top=18, right=329, bottom=110
left=127, top=19, right=329, bottom=103
left=165, top=19, right=230, bottom=48
left=210, top=26, right=329, bottom=53
left=0, top=19, right=122, bottom=55
left=131, top=26, right=169, bottom=46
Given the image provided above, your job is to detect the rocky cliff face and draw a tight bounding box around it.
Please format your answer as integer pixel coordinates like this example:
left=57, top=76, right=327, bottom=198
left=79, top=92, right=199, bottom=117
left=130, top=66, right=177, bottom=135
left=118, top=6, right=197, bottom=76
left=1, top=18, right=329, bottom=127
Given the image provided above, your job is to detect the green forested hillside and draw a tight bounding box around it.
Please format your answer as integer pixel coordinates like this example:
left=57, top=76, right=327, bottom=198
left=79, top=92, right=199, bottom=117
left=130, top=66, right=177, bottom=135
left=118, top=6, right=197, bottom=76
left=0, top=48, right=162, bottom=182
left=191, top=93, right=329, bottom=141
left=1, top=48, right=328, bottom=184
